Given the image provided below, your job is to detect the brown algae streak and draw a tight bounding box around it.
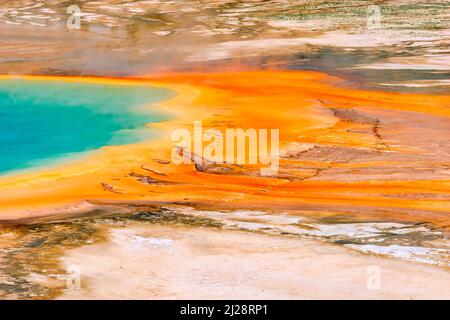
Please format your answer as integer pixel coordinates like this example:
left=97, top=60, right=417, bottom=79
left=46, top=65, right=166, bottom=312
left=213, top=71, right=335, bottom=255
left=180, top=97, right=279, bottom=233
left=0, top=221, right=106, bottom=299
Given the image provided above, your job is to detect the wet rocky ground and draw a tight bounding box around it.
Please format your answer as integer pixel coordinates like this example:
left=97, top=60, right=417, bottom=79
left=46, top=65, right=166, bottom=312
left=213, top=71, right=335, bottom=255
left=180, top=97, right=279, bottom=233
left=0, top=204, right=448, bottom=299
left=0, top=0, right=448, bottom=93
